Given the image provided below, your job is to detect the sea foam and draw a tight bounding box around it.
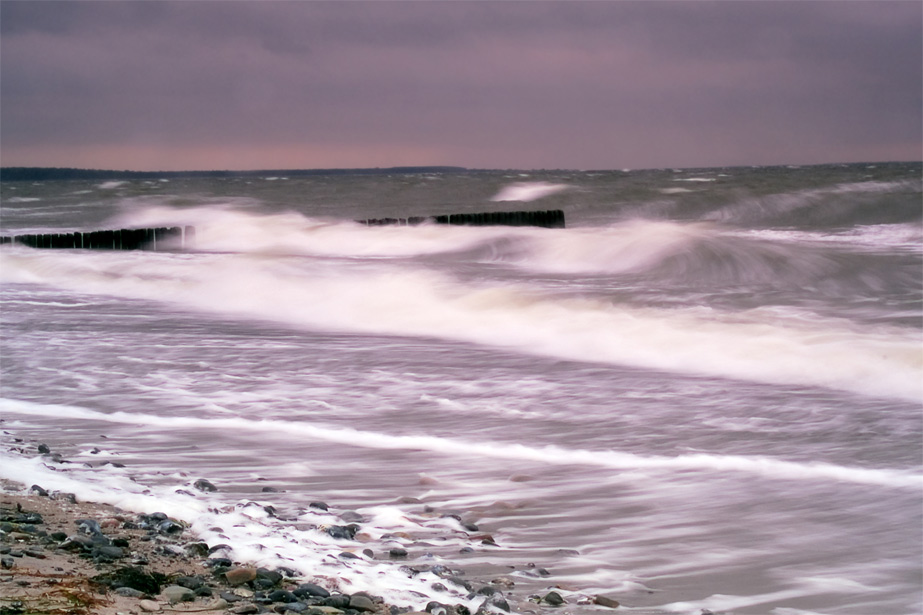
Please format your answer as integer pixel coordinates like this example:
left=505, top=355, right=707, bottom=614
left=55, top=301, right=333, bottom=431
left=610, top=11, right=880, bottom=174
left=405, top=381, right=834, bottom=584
left=490, top=182, right=570, bottom=202
left=1, top=244, right=919, bottom=402
left=3, top=399, right=921, bottom=490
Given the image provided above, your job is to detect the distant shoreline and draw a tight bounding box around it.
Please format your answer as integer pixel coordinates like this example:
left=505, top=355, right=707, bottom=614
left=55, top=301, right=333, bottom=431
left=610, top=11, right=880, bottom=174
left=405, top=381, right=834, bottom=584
left=2, top=161, right=919, bottom=182
left=0, top=166, right=472, bottom=182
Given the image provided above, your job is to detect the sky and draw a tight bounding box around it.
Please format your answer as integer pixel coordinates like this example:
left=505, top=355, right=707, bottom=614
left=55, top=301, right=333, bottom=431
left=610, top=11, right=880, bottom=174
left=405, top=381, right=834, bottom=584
left=1, top=1, right=920, bottom=171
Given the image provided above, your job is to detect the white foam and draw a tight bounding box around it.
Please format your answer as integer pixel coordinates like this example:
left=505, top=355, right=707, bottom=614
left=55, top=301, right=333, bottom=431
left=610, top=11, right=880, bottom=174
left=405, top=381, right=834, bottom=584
left=4, top=399, right=920, bottom=490
left=1, top=246, right=919, bottom=402
left=0, top=450, right=478, bottom=609
left=733, top=224, right=923, bottom=252
left=97, top=181, right=127, bottom=189
left=490, top=182, right=570, bottom=202
left=6, top=196, right=41, bottom=203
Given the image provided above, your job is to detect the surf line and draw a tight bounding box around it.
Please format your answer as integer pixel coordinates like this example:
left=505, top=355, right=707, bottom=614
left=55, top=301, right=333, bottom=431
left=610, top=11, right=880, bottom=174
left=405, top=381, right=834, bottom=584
left=0, top=226, right=195, bottom=250
left=3, top=398, right=919, bottom=490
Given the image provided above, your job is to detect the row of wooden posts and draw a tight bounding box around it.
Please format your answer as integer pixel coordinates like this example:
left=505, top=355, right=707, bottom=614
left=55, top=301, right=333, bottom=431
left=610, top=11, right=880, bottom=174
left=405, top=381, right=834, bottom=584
left=360, top=209, right=565, bottom=229
left=0, top=226, right=194, bottom=250
left=0, top=210, right=566, bottom=251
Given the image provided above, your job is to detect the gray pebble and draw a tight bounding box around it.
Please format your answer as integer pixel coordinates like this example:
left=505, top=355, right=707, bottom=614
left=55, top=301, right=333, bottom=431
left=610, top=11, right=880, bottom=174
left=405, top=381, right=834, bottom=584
left=542, top=591, right=565, bottom=606
left=194, top=478, right=218, bottom=492
left=348, top=594, right=377, bottom=612
left=161, top=584, right=196, bottom=604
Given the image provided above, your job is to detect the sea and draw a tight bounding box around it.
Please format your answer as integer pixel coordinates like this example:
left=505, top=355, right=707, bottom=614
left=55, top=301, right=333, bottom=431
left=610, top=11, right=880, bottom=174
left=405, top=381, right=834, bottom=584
left=0, top=162, right=920, bottom=615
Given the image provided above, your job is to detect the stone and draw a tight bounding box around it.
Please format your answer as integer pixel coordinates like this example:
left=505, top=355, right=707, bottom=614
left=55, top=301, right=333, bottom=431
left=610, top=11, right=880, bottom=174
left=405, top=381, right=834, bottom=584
left=256, top=567, right=283, bottom=585
left=230, top=604, right=260, bottom=614
left=310, top=607, right=346, bottom=615
left=1, top=556, right=14, bottom=569
left=161, top=584, right=196, bottom=604
left=30, top=485, right=49, bottom=497
left=484, top=595, right=510, bottom=612
left=389, top=547, right=408, bottom=558
left=115, top=587, right=144, bottom=598
left=593, top=596, right=620, bottom=609
left=220, top=591, right=242, bottom=602
left=37, top=443, right=50, bottom=454
left=425, top=602, right=448, bottom=615
left=94, top=545, right=126, bottom=560
left=156, top=519, right=184, bottom=534
left=138, top=599, right=162, bottom=612
left=323, top=595, right=351, bottom=609
left=348, top=595, right=377, bottom=612
left=309, top=501, right=329, bottom=511
left=225, top=567, right=257, bottom=585
left=269, top=589, right=298, bottom=603
left=283, top=603, right=309, bottom=613
left=176, top=575, right=205, bottom=590
left=96, top=565, right=166, bottom=594
left=185, top=542, right=210, bottom=557
left=326, top=524, right=359, bottom=540
left=76, top=519, right=102, bottom=535
left=194, top=478, right=218, bottom=492
left=294, top=583, right=330, bottom=599
left=542, top=591, right=565, bottom=606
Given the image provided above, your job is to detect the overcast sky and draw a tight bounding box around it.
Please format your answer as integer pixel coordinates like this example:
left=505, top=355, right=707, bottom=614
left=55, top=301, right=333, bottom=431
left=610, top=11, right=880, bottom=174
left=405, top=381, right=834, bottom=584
left=1, top=1, right=920, bottom=171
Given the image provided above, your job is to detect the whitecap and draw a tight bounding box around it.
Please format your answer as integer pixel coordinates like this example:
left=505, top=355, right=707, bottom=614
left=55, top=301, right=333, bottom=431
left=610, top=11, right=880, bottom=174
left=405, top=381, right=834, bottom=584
left=490, top=181, right=570, bottom=202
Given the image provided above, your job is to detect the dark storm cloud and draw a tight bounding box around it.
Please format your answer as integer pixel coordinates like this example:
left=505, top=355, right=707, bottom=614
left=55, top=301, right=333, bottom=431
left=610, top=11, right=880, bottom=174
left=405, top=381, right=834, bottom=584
left=1, top=1, right=919, bottom=170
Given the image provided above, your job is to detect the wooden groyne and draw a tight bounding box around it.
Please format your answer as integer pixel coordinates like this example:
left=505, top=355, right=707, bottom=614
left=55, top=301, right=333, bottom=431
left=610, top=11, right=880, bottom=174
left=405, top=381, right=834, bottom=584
left=359, top=209, right=565, bottom=229
left=0, top=226, right=195, bottom=250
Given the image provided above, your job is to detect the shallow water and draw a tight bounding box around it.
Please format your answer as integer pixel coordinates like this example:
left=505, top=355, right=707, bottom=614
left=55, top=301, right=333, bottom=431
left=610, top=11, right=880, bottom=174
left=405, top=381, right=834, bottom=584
left=1, top=163, right=921, bottom=614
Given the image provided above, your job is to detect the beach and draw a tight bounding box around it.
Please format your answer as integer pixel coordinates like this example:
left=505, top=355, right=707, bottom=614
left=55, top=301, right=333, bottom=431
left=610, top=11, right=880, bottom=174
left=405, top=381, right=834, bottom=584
left=1, top=438, right=625, bottom=615
left=0, top=476, right=514, bottom=615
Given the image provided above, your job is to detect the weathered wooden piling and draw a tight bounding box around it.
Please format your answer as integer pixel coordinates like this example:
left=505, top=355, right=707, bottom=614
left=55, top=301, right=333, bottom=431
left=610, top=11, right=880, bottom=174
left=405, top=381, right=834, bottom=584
left=358, top=209, right=564, bottom=229
left=0, top=226, right=193, bottom=251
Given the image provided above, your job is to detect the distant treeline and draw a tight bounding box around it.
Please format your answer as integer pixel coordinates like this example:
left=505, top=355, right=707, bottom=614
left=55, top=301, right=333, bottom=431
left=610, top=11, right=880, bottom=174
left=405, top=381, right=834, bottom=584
left=0, top=166, right=469, bottom=182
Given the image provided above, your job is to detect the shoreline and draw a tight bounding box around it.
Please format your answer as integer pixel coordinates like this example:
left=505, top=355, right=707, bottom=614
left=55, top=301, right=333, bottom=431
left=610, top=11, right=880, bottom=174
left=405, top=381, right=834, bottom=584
left=0, top=479, right=429, bottom=615
left=0, top=446, right=627, bottom=615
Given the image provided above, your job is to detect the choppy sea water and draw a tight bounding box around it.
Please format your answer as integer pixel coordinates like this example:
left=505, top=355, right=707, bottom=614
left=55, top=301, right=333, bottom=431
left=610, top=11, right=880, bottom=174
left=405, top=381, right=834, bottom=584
left=1, top=163, right=921, bottom=615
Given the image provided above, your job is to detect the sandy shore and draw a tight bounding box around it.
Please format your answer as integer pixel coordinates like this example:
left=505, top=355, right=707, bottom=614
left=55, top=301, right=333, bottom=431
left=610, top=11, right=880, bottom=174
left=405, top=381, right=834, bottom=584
left=0, top=479, right=422, bottom=615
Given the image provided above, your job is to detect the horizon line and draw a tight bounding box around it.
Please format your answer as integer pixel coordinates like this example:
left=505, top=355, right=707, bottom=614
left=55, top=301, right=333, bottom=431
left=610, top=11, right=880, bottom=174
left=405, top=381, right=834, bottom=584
left=2, top=159, right=921, bottom=179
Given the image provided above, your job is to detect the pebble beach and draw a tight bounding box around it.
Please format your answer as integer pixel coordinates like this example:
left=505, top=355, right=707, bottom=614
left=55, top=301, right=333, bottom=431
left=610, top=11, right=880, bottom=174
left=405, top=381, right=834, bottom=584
left=0, top=441, right=624, bottom=615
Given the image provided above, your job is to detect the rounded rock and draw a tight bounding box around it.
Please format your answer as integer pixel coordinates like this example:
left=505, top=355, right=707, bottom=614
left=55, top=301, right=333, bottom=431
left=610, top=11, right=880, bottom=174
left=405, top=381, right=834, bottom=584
left=542, top=591, right=565, bottom=606
left=161, top=584, right=196, bottom=604
left=294, top=583, right=330, bottom=599
left=349, top=594, right=377, bottom=612
left=593, top=596, right=620, bottom=609
left=225, top=567, right=258, bottom=585
left=194, top=478, right=218, bottom=492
